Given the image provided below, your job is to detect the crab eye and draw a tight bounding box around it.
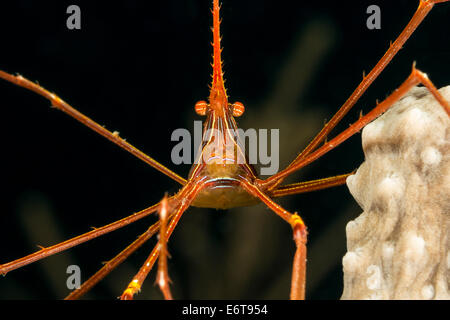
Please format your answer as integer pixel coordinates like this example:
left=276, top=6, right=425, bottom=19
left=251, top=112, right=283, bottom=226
left=231, top=101, right=245, bottom=117
left=195, top=100, right=208, bottom=116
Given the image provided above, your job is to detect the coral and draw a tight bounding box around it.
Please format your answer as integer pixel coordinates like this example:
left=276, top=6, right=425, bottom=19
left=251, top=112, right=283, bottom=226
left=342, top=85, right=450, bottom=300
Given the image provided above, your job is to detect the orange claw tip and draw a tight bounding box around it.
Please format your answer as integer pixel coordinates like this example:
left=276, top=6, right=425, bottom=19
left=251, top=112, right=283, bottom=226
left=120, top=294, right=132, bottom=300
left=231, top=101, right=245, bottom=117
left=120, top=290, right=134, bottom=300
left=195, top=100, right=208, bottom=116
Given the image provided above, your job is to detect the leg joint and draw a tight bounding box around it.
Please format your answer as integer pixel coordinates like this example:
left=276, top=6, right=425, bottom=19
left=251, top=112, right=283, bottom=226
left=289, top=213, right=305, bottom=230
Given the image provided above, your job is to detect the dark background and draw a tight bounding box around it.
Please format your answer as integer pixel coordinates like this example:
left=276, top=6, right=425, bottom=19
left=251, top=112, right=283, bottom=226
left=0, top=0, right=449, bottom=299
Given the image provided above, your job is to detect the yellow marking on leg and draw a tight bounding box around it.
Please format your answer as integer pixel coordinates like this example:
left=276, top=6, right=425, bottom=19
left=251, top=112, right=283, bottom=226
left=289, top=213, right=305, bottom=229
left=123, top=279, right=141, bottom=297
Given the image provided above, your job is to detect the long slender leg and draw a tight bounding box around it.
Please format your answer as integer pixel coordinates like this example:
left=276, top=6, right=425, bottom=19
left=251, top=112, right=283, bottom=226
left=0, top=70, right=186, bottom=185
left=0, top=200, right=167, bottom=275
left=270, top=173, right=351, bottom=198
left=268, top=0, right=449, bottom=188
left=240, top=179, right=308, bottom=300
left=290, top=223, right=308, bottom=300
left=155, top=196, right=173, bottom=300
left=65, top=215, right=171, bottom=300
left=120, top=179, right=205, bottom=300
left=263, top=66, right=450, bottom=186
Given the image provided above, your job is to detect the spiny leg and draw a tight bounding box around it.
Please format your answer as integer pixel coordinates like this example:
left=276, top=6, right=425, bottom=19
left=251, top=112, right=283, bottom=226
left=0, top=70, right=186, bottom=185
left=65, top=224, right=156, bottom=300
left=240, top=179, right=308, bottom=300
left=270, top=173, right=351, bottom=198
left=121, top=179, right=205, bottom=300
left=265, top=0, right=449, bottom=188
left=288, top=0, right=449, bottom=161
left=64, top=213, right=176, bottom=300
left=263, top=66, right=450, bottom=186
left=0, top=200, right=168, bottom=275
left=155, top=196, right=173, bottom=300
left=290, top=221, right=308, bottom=300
